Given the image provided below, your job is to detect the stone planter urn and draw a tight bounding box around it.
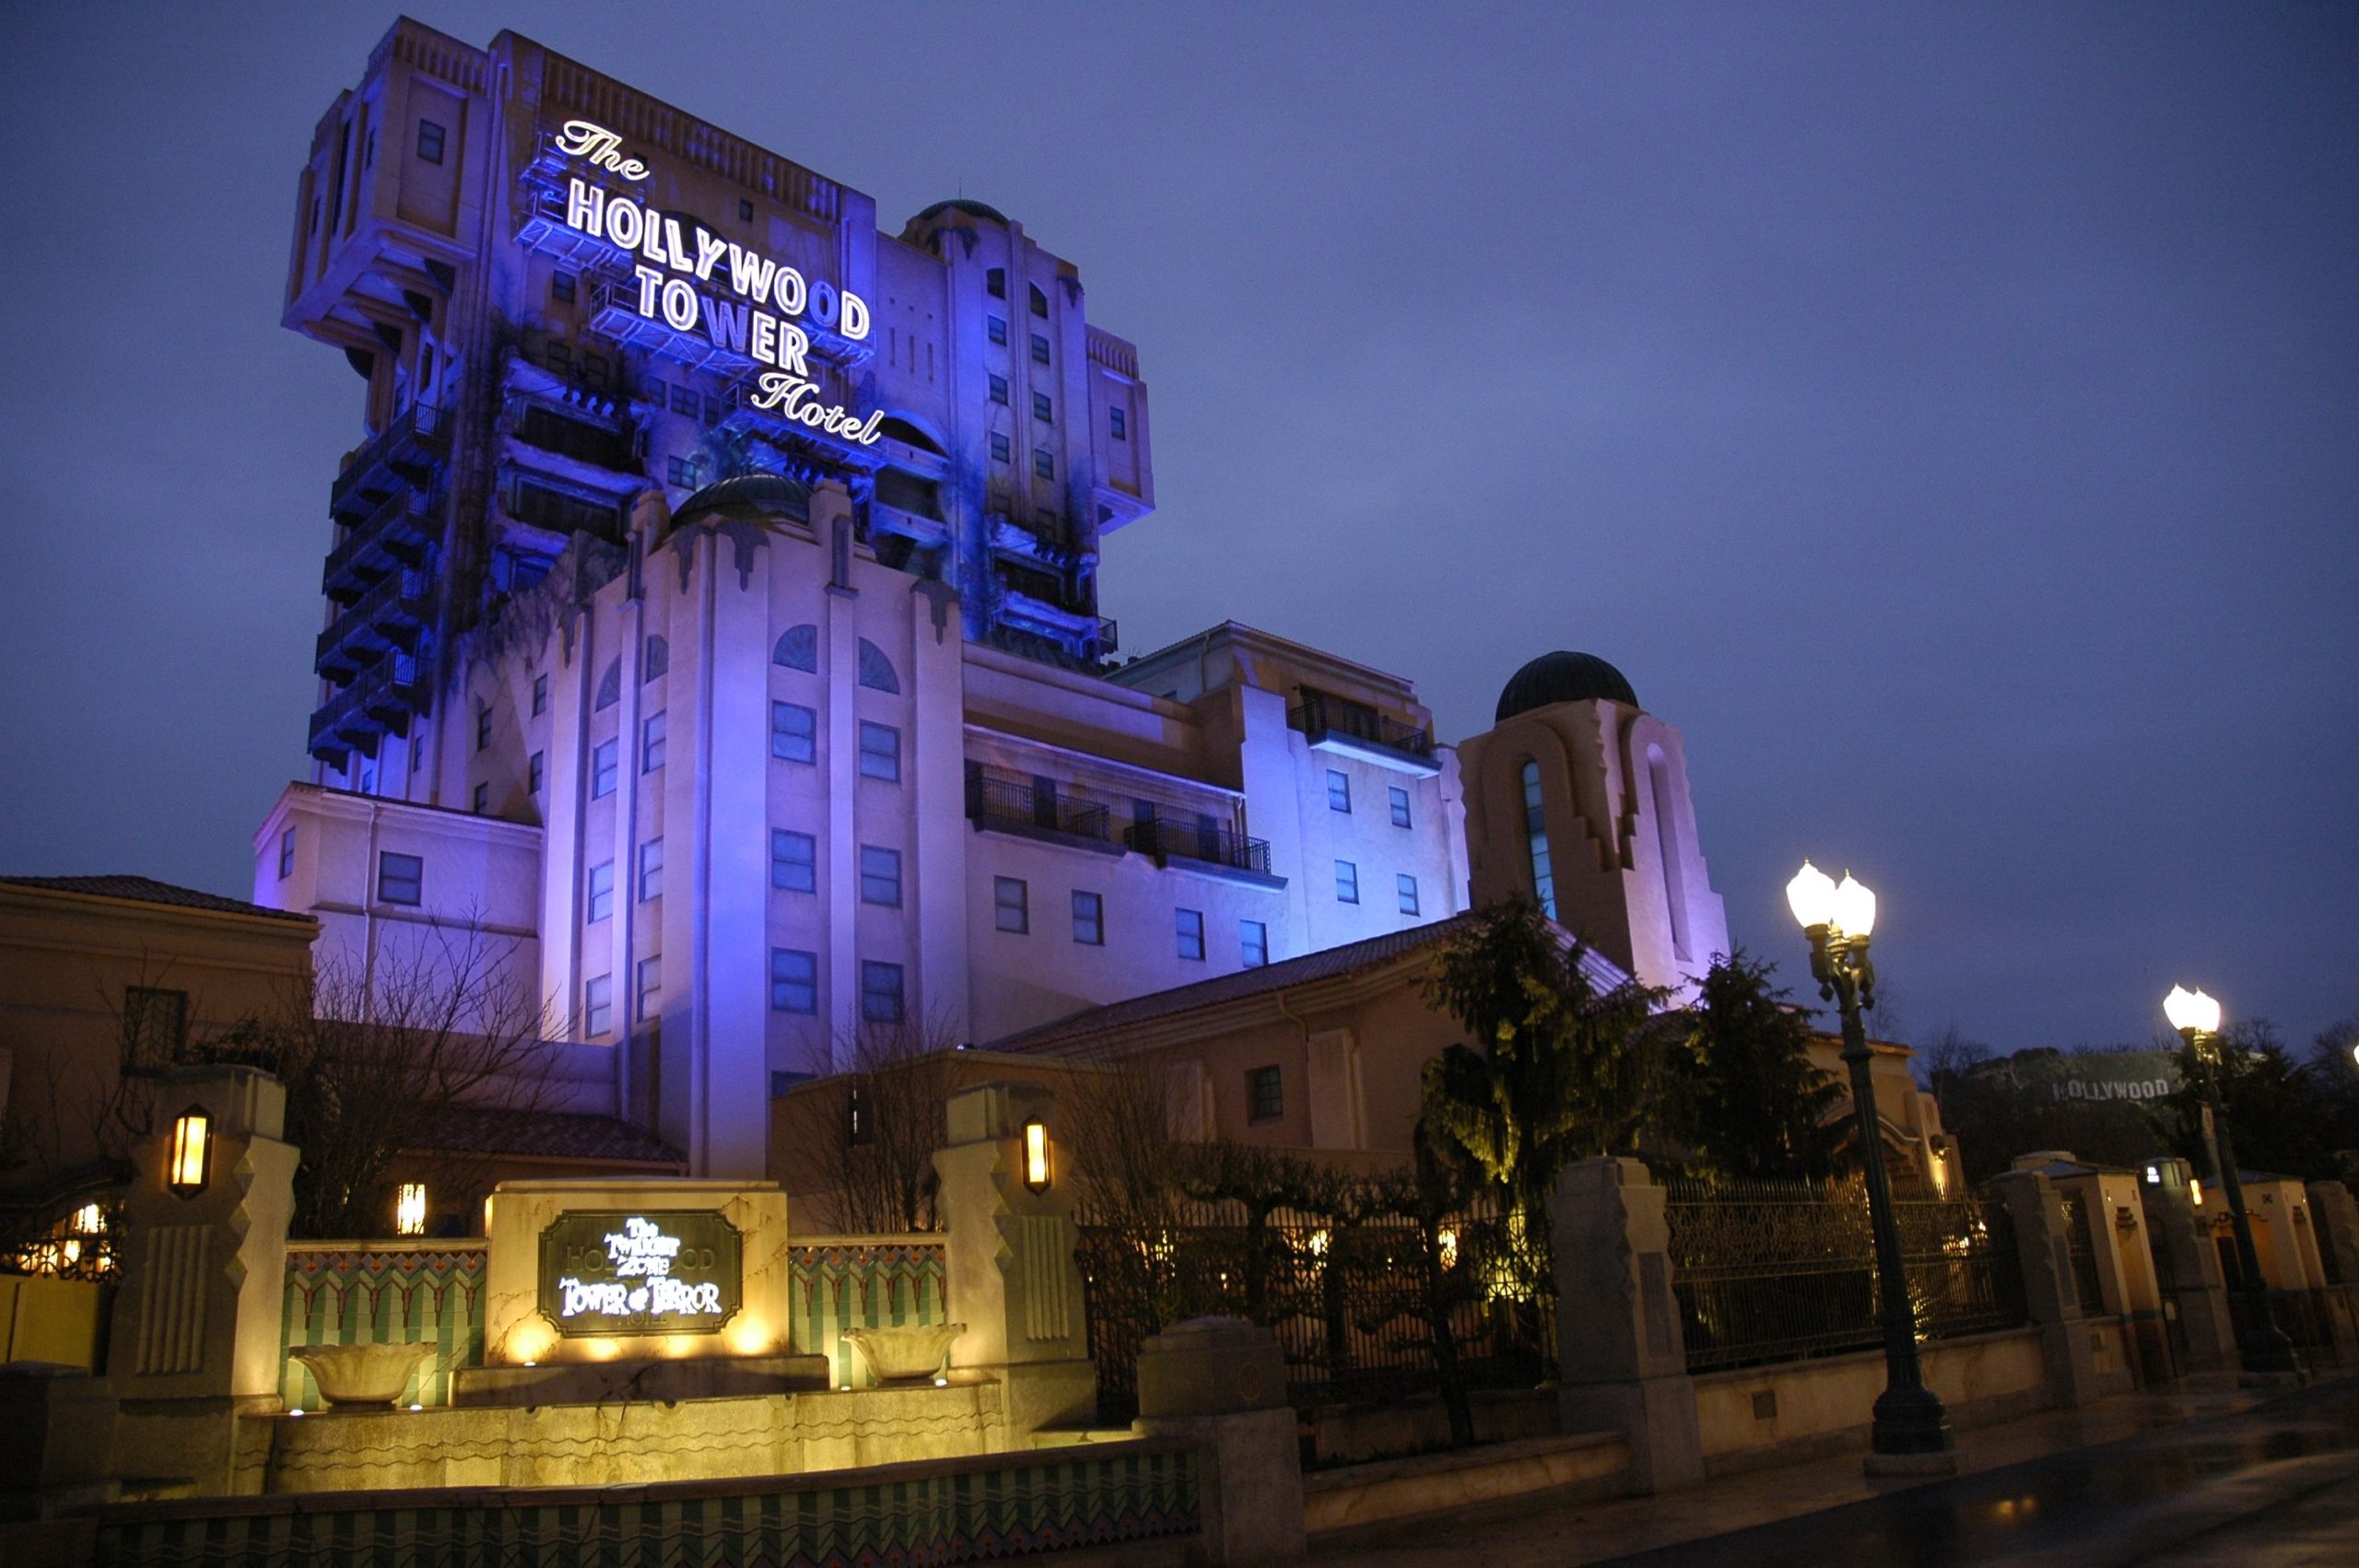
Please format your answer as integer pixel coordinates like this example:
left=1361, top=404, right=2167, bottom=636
left=840, top=1323, right=967, bottom=1385
left=289, top=1343, right=436, bottom=1408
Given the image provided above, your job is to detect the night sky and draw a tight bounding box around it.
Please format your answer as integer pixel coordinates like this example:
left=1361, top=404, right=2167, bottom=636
left=1, top=4, right=2351, bottom=1054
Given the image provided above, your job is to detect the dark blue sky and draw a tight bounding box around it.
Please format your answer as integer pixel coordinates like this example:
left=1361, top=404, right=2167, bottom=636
left=1, top=4, right=2351, bottom=1052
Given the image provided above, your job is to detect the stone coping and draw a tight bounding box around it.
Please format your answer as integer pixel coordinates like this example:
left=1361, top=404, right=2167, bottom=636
left=96, top=1434, right=1196, bottom=1523
left=1687, top=1323, right=2043, bottom=1387
left=1305, top=1432, right=1627, bottom=1534
left=1304, top=1431, right=1624, bottom=1494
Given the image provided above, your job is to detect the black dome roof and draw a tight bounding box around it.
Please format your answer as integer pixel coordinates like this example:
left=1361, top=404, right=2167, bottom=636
left=912, top=197, right=1011, bottom=227
left=673, top=472, right=811, bottom=526
left=1496, top=651, right=1639, bottom=721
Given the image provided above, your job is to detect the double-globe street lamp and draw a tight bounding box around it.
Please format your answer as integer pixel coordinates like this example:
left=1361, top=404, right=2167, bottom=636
left=2160, top=985, right=2300, bottom=1379
left=1786, top=861, right=1955, bottom=1470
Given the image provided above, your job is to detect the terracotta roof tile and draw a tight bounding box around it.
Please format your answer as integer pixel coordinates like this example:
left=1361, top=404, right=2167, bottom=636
left=0, top=874, right=315, bottom=924
left=409, top=1106, right=685, bottom=1165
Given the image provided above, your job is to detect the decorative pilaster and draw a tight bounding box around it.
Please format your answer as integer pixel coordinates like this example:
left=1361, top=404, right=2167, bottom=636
left=1552, top=1156, right=1702, bottom=1492
left=1989, top=1169, right=2101, bottom=1407
left=2140, top=1157, right=2238, bottom=1373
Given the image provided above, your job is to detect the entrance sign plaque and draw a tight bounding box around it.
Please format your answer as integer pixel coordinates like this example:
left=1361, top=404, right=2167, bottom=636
left=537, top=1210, right=742, bottom=1337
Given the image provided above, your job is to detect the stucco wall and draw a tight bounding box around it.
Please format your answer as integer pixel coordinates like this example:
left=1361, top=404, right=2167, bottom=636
left=1694, top=1328, right=2048, bottom=1470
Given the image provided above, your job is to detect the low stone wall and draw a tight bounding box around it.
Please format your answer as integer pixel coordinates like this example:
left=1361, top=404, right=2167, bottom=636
left=1307, top=1387, right=1560, bottom=1465
left=97, top=1437, right=1201, bottom=1568
left=1305, top=1432, right=1626, bottom=1533
left=1694, top=1327, right=2048, bottom=1474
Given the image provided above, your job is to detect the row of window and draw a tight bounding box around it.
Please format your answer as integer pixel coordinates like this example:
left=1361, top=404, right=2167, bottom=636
left=1325, top=771, right=1414, bottom=827
left=585, top=949, right=919, bottom=1036
left=988, top=875, right=1270, bottom=966
left=1334, top=860, right=1423, bottom=916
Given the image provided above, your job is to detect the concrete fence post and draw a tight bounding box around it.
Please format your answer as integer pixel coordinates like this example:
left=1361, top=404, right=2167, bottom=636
left=1551, top=1156, right=1702, bottom=1493
left=932, top=1082, right=1097, bottom=1446
left=107, top=1064, right=299, bottom=1494
left=1989, top=1169, right=2101, bottom=1408
left=1132, top=1317, right=1304, bottom=1566
left=2140, top=1156, right=2238, bottom=1374
left=2304, top=1181, right=2359, bottom=1362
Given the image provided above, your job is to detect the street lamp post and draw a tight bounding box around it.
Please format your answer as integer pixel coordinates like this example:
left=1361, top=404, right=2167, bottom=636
left=2162, top=985, right=2300, bottom=1379
left=1787, top=861, right=1955, bottom=1470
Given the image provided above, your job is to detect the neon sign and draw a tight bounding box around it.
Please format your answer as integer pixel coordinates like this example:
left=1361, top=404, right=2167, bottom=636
left=537, top=1210, right=742, bottom=1336
left=549, top=120, right=880, bottom=446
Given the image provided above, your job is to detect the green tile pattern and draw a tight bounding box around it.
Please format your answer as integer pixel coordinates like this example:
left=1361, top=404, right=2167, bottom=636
left=788, top=1237, right=948, bottom=1387
left=279, top=1244, right=487, bottom=1410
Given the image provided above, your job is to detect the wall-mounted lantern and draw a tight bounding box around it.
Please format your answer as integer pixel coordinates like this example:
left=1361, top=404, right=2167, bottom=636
left=395, top=1182, right=428, bottom=1236
left=1022, top=1117, right=1051, bottom=1193
left=168, top=1107, right=211, bottom=1199
left=2189, top=1177, right=2205, bottom=1208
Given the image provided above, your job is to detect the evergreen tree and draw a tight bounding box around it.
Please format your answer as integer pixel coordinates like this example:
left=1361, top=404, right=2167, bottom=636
left=1669, top=952, right=1846, bottom=1182
left=2154, top=1019, right=2344, bottom=1183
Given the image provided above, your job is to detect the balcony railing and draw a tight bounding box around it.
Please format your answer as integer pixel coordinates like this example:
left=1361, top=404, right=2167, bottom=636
left=307, top=652, right=430, bottom=764
left=965, top=771, right=1112, bottom=848
left=1097, top=617, right=1119, bottom=655
left=1122, top=818, right=1271, bottom=876
left=1291, top=689, right=1434, bottom=763
left=330, top=402, right=451, bottom=517
left=314, top=568, right=431, bottom=682
left=322, top=486, right=435, bottom=602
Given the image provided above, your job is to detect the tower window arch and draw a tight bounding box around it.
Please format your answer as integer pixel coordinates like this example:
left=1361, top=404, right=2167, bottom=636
left=643, top=635, right=668, bottom=681
left=1520, top=758, right=1556, bottom=920
left=773, top=624, right=818, bottom=673
left=856, top=638, right=899, bottom=694
left=593, top=657, right=621, bottom=711
left=1648, top=745, right=1691, bottom=962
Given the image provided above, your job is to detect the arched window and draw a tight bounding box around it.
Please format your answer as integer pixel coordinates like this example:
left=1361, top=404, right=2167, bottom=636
left=1520, top=759, right=1556, bottom=920
left=593, top=657, right=621, bottom=711
left=773, top=625, right=818, bottom=673
left=856, top=638, right=899, bottom=694
left=1649, top=747, right=1691, bottom=961
left=1028, top=282, right=1049, bottom=319
left=643, top=635, right=668, bottom=682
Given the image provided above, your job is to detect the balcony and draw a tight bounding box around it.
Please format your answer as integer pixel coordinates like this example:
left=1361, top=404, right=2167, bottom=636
left=1291, top=688, right=1440, bottom=778
left=307, top=652, right=430, bottom=766
left=964, top=768, right=1120, bottom=856
left=322, top=487, right=435, bottom=603
left=1123, top=819, right=1282, bottom=889
left=713, top=374, right=884, bottom=468
left=315, top=568, right=431, bottom=684
left=1097, top=618, right=1119, bottom=656
left=330, top=402, right=451, bottom=520
left=515, top=402, right=638, bottom=474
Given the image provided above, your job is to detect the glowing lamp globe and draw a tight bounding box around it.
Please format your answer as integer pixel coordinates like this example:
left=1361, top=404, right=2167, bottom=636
left=1786, top=861, right=1837, bottom=930
left=2163, top=986, right=2222, bottom=1036
left=1832, top=873, right=1877, bottom=940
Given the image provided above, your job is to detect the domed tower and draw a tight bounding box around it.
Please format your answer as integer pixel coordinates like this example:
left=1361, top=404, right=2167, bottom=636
left=1459, top=653, right=1728, bottom=1000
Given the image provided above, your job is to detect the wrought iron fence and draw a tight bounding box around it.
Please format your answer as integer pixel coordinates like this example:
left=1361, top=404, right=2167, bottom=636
left=2060, top=1191, right=2107, bottom=1316
left=2229, top=1287, right=2345, bottom=1370
left=1664, top=1176, right=2028, bottom=1373
left=1074, top=1190, right=1553, bottom=1421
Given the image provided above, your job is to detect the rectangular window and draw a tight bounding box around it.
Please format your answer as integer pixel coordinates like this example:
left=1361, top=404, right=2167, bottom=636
left=637, top=955, right=663, bottom=1022
left=1326, top=768, right=1351, bottom=813
left=378, top=850, right=423, bottom=907
left=475, top=705, right=491, bottom=752
left=860, top=961, right=905, bottom=1024
left=544, top=340, right=572, bottom=374
left=1389, top=786, right=1412, bottom=828
left=986, top=266, right=1006, bottom=299
left=122, top=986, right=188, bottom=1068
left=988, top=314, right=1007, bottom=345
left=1247, top=1065, right=1284, bottom=1124
left=276, top=826, right=296, bottom=880
left=771, top=829, right=817, bottom=894
left=582, top=353, right=608, bottom=389
left=1109, top=407, right=1127, bottom=440
left=669, top=383, right=699, bottom=416
left=771, top=701, right=816, bottom=763
left=991, top=431, right=1011, bottom=463
left=1176, top=907, right=1205, bottom=962
left=860, top=844, right=903, bottom=907
left=1033, top=448, right=1053, bottom=480
left=587, top=860, right=614, bottom=923
left=592, top=739, right=617, bottom=798
left=532, top=673, right=548, bottom=716
left=1030, top=332, right=1050, bottom=364
left=858, top=721, right=901, bottom=782
left=640, top=837, right=663, bottom=901
left=551, top=271, right=577, bottom=304
left=584, top=974, right=613, bottom=1036
left=770, top=948, right=817, bottom=1013
left=1072, top=890, right=1104, bottom=946
left=1398, top=873, right=1421, bottom=916
left=642, top=709, right=667, bottom=772
left=471, top=781, right=488, bottom=814
left=666, top=455, right=696, bottom=487
left=989, top=373, right=1009, bottom=405
left=1335, top=860, right=1359, bottom=904
left=1241, top=919, right=1269, bottom=969
left=529, top=751, right=545, bottom=795
left=994, top=876, right=1028, bottom=933
left=738, top=197, right=755, bottom=220
left=416, top=119, right=445, bottom=164
left=1032, top=391, right=1053, bottom=423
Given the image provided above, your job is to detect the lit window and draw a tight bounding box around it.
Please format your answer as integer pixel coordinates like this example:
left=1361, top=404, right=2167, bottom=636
left=416, top=120, right=445, bottom=165
left=988, top=314, right=1007, bottom=345
left=639, top=837, right=663, bottom=901
left=471, top=782, right=488, bottom=814
left=551, top=272, right=576, bottom=304
left=1176, top=907, right=1205, bottom=962
left=1072, top=890, right=1104, bottom=946
left=1327, top=769, right=1351, bottom=813
left=1033, top=448, right=1053, bottom=480
left=532, top=673, right=548, bottom=716
left=858, top=721, right=901, bottom=782
left=1397, top=874, right=1420, bottom=917
left=529, top=751, right=545, bottom=795
left=587, top=861, right=614, bottom=923
left=1520, top=759, right=1556, bottom=919
left=989, top=373, right=1009, bottom=405
left=771, top=829, right=816, bottom=894
left=860, top=961, right=904, bottom=1024
left=277, top=826, right=296, bottom=880
left=1241, top=919, right=1269, bottom=969
left=1335, top=860, right=1359, bottom=905
left=475, top=705, right=492, bottom=752
left=1032, top=392, right=1053, bottom=423
left=584, top=975, right=612, bottom=1036
left=770, top=948, right=818, bottom=1013
left=670, top=384, right=698, bottom=416
left=1390, top=786, right=1412, bottom=828
left=772, top=701, right=816, bottom=764
left=395, top=1183, right=428, bottom=1236
left=1109, top=407, right=1127, bottom=440
left=642, top=710, right=667, bottom=771
left=378, top=851, right=423, bottom=907
left=638, top=955, right=662, bottom=1022
left=1247, top=1065, right=1283, bottom=1124
left=860, top=845, right=903, bottom=907
left=994, top=876, right=1028, bottom=933
left=991, top=432, right=1011, bottom=463
left=666, top=455, right=697, bottom=487
left=591, top=740, right=617, bottom=798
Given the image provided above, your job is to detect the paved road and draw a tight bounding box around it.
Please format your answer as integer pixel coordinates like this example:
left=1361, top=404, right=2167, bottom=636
left=1314, top=1377, right=2359, bottom=1567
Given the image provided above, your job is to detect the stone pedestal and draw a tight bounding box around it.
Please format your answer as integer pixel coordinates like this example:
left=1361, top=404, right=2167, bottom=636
left=932, top=1082, right=1097, bottom=1445
left=1551, top=1157, right=1702, bottom=1493
left=107, top=1065, right=299, bottom=1495
left=1133, top=1317, right=1304, bottom=1567
left=2305, top=1182, right=2359, bottom=1361
left=1990, top=1169, right=2101, bottom=1408
left=2141, top=1157, right=2238, bottom=1374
